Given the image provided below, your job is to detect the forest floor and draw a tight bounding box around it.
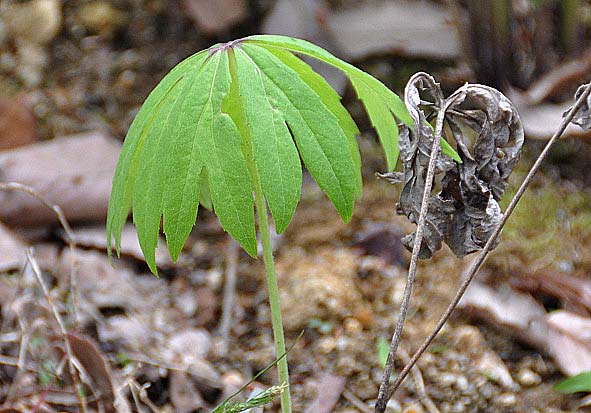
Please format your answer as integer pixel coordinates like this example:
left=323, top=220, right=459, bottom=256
left=1, top=1, right=591, bottom=412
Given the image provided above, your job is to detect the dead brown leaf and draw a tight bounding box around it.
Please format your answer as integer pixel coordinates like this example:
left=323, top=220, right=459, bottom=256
left=69, top=224, right=172, bottom=267
left=304, top=372, right=346, bottom=413
left=170, top=370, right=207, bottom=413
left=0, top=95, right=36, bottom=151
left=67, top=332, right=116, bottom=409
left=460, top=281, right=591, bottom=376
left=183, top=0, right=247, bottom=35
left=0, top=131, right=120, bottom=226
left=327, top=1, right=461, bottom=60
left=0, top=221, right=27, bottom=272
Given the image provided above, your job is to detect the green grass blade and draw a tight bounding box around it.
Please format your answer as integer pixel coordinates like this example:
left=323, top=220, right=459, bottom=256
left=265, top=47, right=363, bottom=198
left=234, top=48, right=302, bottom=233
left=107, top=51, right=208, bottom=260
left=554, top=371, right=591, bottom=394
left=241, top=43, right=356, bottom=222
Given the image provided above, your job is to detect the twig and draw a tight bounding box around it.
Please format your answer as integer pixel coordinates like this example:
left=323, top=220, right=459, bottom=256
left=398, top=347, right=440, bottom=413
left=0, top=354, right=23, bottom=367
left=218, top=238, right=239, bottom=356
left=384, top=81, right=591, bottom=400
left=342, top=389, right=372, bottom=413
left=0, top=182, right=79, bottom=324
left=26, top=249, right=88, bottom=413
left=375, top=73, right=447, bottom=413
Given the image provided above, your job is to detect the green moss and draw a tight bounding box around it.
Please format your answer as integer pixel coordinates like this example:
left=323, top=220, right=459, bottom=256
left=497, top=176, right=591, bottom=270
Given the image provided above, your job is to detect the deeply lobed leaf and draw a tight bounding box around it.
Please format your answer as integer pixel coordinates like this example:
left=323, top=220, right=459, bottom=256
left=246, top=35, right=413, bottom=170
left=240, top=43, right=356, bottom=222
left=107, top=34, right=419, bottom=272
left=107, top=51, right=208, bottom=263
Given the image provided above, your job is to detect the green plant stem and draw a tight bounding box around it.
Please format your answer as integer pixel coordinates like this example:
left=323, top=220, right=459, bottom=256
left=252, top=171, right=291, bottom=413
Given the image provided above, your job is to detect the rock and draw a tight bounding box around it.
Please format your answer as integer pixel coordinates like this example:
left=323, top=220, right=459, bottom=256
left=4, top=0, right=62, bottom=45
left=494, top=392, right=517, bottom=408
left=69, top=224, right=172, bottom=268
left=77, top=1, right=127, bottom=36
left=474, top=351, right=518, bottom=390
left=453, top=325, right=486, bottom=350
left=58, top=249, right=163, bottom=323
left=15, top=43, right=48, bottom=87
left=516, top=368, right=541, bottom=387
left=98, top=315, right=152, bottom=350
left=166, top=328, right=211, bottom=361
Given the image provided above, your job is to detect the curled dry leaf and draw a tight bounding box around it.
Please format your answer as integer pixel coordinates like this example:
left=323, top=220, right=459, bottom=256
left=567, top=83, right=591, bottom=130
left=383, top=73, right=524, bottom=258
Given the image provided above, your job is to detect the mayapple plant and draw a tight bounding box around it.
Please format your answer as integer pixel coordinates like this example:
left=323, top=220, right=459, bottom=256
left=106, top=35, right=458, bottom=413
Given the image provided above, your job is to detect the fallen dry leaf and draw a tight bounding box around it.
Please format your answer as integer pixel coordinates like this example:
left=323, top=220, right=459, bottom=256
left=0, top=222, right=27, bottom=272
left=327, top=1, right=461, bottom=60
left=0, top=132, right=121, bottom=226
left=0, top=96, right=36, bottom=151
left=509, top=270, right=591, bottom=317
left=510, top=93, right=588, bottom=140
left=523, top=51, right=591, bottom=105
left=69, top=224, right=172, bottom=267
left=460, top=281, right=591, bottom=376
left=304, top=372, right=346, bottom=413
left=170, top=370, right=207, bottom=413
left=183, top=0, right=247, bottom=35
left=67, top=332, right=117, bottom=411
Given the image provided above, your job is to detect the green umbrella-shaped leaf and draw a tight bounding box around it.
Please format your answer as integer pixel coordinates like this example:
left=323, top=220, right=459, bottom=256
left=241, top=43, right=356, bottom=222
left=107, top=51, right=208, bottom=262
left=234, top=48, right=302, bottom=234
left=265, top=46, right=362, bottom=197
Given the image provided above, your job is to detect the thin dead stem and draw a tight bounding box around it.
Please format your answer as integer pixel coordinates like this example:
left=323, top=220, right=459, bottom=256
left=342, top=389, right=373, bottom=413
left=384, top=81, right=591, bottom=401
left=0, top=182, right=79, bottom=324
left=398, top=347, right=440, bottom=413
left=218, top=238, right=239, bottom=356
left=26, top=250, right=88, bottom=413
left=375, top=73, right=448, bottom=413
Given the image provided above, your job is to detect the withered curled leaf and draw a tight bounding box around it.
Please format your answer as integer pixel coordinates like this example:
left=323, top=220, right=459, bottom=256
left=567, top=83, right=591, bottom=130
left=383, top=73, right=524, bottom=258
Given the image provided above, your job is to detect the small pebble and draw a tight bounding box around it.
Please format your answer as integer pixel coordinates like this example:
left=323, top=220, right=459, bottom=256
left=344, top=317, right=363, bottom=335
left=495, top=392, right=517, bottom=407
left=453, top=325, right=485, bottom=349
left=401, top=403, right=424, bottom=413
left=516, top=368, right=541, bottom=387
left=77, top=1, right=126, bottom=36
left=385, top=399, right=401, bottom=412
left=455, top=375, right=470, bottom=392
left=317, top=336, right=336, bottom=354
left=449, top=401, right=466, bottom=413
left=437, top=372, right=457, bottom=387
